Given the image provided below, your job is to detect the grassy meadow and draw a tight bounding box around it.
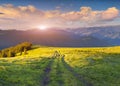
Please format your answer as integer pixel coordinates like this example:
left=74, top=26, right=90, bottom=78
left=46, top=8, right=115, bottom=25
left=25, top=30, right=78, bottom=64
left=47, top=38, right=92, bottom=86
left=0, top=46, right=120, bottom=86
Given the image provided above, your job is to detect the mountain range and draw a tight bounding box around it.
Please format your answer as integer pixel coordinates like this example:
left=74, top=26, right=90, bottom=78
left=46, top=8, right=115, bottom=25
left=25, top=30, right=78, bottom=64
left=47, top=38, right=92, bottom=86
left=0, top=25, right=120, bottom=49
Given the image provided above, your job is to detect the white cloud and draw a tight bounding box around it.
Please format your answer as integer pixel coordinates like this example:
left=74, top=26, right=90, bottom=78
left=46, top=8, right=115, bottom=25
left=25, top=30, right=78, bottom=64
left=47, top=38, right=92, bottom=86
left=0, top=4, right=119, bottom=30
left=101, top=7, right=119, bottom=21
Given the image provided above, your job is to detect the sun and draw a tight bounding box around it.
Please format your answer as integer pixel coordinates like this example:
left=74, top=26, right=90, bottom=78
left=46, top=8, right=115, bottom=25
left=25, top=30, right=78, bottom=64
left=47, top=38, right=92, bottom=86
left=38, top=25, right=47, bottom=30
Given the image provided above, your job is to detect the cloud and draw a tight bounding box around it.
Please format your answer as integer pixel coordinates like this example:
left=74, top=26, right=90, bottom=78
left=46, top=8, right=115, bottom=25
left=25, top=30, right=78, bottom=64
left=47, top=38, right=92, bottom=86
left=0, top=4, right=44, bottom=18
left=101, top=7, right=119, bottom=21
left=0, top=4, right=119, bottom=30
left=60, top=7, right=119, bottom=22
left=56, top=6, right=61, bottom=9
left=0, top=4, right=46, bottom=29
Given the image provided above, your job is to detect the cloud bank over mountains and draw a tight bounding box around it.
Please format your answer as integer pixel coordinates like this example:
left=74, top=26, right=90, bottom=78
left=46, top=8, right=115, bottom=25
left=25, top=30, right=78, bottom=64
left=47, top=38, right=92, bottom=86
left=0, top=4, right=119, bottom=30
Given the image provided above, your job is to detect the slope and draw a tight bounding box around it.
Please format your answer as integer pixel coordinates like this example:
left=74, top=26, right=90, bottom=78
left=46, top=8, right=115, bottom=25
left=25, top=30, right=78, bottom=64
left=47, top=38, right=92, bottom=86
left=0, top=46, right=120, bottom=86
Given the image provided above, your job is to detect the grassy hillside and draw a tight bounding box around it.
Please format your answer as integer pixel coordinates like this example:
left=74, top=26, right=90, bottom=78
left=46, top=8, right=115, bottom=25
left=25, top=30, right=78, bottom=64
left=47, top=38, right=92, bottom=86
left=0, top=46, right=120, bottom=86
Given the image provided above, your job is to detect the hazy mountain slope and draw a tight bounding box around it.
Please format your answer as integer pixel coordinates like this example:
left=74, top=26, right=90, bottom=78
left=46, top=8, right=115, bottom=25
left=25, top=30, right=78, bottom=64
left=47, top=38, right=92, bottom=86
left=68, top=26, right=120, bottom=45
left=0, top=29, right=109, bottom=49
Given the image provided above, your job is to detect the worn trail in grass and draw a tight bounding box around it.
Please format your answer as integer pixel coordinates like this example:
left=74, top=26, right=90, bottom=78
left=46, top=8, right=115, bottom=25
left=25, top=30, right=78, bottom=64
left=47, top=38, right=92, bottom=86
left=0, top=46, right=120, bottom=86
left=0, top=57, right=54, bottom=86
left=42, top=58, right=54, bottom=86
left=62, top=56, right=93, bottom=86
left=46, top=51, right=93, bottom=86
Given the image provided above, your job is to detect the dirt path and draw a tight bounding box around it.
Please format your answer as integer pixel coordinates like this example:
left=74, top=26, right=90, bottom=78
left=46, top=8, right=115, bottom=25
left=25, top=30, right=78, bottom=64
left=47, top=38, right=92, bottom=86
left=61, top=55, right=93, bottom=86
left=41, top=51, right=60, bottom=86
left=42, top=59, right=54, bottom=86
left=41, top=51, right=93, bottom=86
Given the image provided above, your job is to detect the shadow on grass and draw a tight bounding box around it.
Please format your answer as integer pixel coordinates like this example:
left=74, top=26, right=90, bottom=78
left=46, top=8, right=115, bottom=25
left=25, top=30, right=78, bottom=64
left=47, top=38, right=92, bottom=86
left=0, top=57, right=54, bottom=86
left=61, top=56, right=93, bottom=86
left=41, top=58, right=54, bottom=86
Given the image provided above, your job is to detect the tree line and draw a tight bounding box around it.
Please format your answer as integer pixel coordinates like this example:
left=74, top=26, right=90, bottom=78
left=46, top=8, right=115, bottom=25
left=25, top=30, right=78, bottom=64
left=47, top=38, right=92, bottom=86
left=0, top=42, right=32, bottom=57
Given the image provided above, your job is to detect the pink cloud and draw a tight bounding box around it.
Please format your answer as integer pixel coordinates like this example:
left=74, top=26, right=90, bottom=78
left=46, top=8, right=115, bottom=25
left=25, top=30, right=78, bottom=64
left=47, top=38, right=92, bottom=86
left=0, top=4, right=119, bottom=29
left=60, top=7, right=119, bottom=22
left=101, top=7, right=119, bottom=21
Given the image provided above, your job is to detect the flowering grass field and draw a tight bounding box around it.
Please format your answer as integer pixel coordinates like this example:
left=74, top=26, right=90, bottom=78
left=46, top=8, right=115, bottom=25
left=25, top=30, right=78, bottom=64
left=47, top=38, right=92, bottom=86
left=0, top=46, right=120, bottom=86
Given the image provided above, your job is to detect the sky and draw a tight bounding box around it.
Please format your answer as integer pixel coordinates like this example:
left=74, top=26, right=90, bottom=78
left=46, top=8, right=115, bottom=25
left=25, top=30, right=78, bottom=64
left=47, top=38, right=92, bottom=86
left=0, top=0, right=120, bottom=30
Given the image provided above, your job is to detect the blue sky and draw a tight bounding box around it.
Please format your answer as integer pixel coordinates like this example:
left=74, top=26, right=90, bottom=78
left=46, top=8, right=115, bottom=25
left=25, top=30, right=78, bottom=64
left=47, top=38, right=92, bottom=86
left=0, top=0, right=120, bottom=30
left=0, top=0, right=120, bottom=11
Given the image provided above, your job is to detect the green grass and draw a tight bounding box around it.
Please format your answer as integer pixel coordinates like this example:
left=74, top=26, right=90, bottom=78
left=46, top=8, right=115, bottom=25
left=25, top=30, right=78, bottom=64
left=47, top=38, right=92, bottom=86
left=0, top=46, right=120, bottom=86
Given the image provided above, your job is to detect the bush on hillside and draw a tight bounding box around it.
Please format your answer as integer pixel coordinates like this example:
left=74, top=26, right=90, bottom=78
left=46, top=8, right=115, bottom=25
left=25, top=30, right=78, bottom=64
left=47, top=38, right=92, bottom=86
left=0, top=42, right=32, bottom=57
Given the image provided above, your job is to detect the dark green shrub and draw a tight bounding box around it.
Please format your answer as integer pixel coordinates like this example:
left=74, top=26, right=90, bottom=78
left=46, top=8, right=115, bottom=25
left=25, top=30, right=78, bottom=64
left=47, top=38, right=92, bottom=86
left=0, top=42, right=32, bottom=58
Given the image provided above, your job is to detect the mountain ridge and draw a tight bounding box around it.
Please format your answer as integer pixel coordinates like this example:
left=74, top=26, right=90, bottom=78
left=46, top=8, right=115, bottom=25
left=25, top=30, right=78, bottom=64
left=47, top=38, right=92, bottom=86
left=0, top=25, right=120, bottom=49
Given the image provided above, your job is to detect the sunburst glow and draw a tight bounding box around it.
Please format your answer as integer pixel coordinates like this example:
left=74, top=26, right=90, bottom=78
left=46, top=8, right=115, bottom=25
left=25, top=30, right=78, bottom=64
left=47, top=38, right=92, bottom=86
left=38, top=25, right=47, bottom=30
